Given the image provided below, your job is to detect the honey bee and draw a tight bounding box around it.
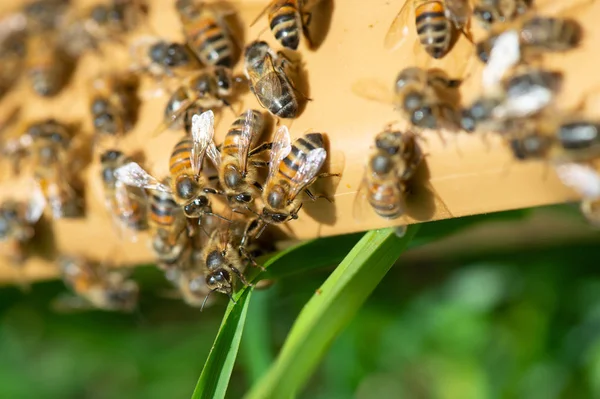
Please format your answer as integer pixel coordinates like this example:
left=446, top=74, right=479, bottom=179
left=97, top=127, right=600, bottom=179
left=155, top=66, right=235, bottom=135
left=175, top=0, right=236, bottom=67
left=384, top=0, right=472, bottom=59
left=461, top=67, right=562, bottom=133
left=130, top=36, right=201, bottom=80
left=476, top=16, right=582, bottom=63
left=353, top=67, right=462, bottom=131
left=100, top=150, right=148, bottom=240
left=473, top=0, right=533, bottom=29
left=21, top=119, right=84, bottom=221
left=0, top=199, right=36, bottom=265
left=248, top=125, right=336, bottom=231
left=219, top=109, right=271, bottom=209
left=90, top=73, right=139, bottom=138
left=244, top=40, right=298, bottom=119
left=355, top=127, right=423, bottom=220
left=115, top=110, right=223, bottom=220
left=55, top=256, right=139, bottom=312
left=25, top=32, right=71, bottom=97
left=250, top=0, right=315, bottom=50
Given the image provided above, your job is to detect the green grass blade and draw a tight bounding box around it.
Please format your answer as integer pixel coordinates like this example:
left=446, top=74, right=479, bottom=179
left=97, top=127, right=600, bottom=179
left=245, top=226, right=418, bottom=399
left=241, top=289, right=273, bottom=384
left=191, top=287, right=252, bottom=399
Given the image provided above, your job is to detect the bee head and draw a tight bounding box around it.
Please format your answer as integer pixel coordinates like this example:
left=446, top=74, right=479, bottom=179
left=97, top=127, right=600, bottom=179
left=262, top=207, right=290, bottom=224
left=371, top=154, right=394, bottom=175
left=473, top=6, right=498, bottom=27
left=183, top=196, right=209, bottom=218
left=411, top=106, right=436, bottom=129
left=244, top=41, right=269, bottom=66
left=206, top=269, right=232, bottom=296
left=403, top=91, right=424, bottom=112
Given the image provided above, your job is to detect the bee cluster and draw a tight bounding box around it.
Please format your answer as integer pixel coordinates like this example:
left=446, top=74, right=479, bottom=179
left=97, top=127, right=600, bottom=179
left=354, top=0, right=599, bottom=234
left=0, top=0, right=336, bottom=312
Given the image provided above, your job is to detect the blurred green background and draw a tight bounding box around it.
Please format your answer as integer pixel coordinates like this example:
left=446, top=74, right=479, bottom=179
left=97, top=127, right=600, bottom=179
left=2, top=205, right=600, bottom=399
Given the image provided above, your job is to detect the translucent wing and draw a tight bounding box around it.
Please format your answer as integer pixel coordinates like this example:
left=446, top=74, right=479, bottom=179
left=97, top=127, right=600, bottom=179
left=190, top=110, right=215, bottom=175
left=351, top=78, right=395, bottom=105
left=255, top=55, right=284, bottom=101
left=288, top=148, right=326, bottom=200
left=555, top=163, right=600, bottom=199
left=26, top=181, right=46, bottom=224
left=445, top=0, right=471, bottom=28
left=114, top=162, right=170, bottom=192
left=206, top=141, right=221, bottom=169
left=151, top=98, right=194, bottom=137
left=114, top=180, right=135, bottom=219
left=238, top=109, right=255, bottom=175
left=384, top=0, right=413, bottom=51
left=267, top=125, right=292, bottom=185
left=493, top=86, right=552, bottom=119
left=482, top=30, right=520, bottom=90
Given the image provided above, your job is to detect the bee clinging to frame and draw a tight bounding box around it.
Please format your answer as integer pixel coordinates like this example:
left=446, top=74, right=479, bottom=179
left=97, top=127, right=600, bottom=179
left=244, top=40, right=299, bottom=119
left=99, top=149, right=148, bottom=241
left=250, top=0, right=317, bottom=50
left=115, top=110, right=223, bottom=220
left=385, top=0, right=472, bottom=59
left=175, top=0, right=237, bottom=67
left=354, top=127, right=423, bottom=221
left=219, top=109, right=272, bottom=209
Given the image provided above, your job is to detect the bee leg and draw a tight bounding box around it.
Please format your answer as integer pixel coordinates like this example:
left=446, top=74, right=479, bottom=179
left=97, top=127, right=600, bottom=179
left=229, top=264, right=253, bottom=286
left=239, top=246, right=265, bottom=271
left=275, top=51, right=299, bottom=72
left=208, top=175, right=220, bottom=181
left=203, top=187, right=225, bottom=196
left=305, top=188, right=333, bottom=203
left=248, top=142, right=273, bottom=156
left=301, top=12, right=314, bottom=48
left=250, top=161, right=269, bottom=168
left=317, top=172, right=341, bottom=179
left=252, top=181, right=264, bottom=192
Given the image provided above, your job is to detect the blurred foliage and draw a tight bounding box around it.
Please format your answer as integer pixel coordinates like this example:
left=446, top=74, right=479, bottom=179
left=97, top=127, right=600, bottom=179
left=1, top=206, right=600, bottom=398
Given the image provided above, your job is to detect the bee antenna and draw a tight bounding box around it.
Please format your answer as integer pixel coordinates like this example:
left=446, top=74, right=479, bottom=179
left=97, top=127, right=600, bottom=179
left=200, top=289, right=217, bottom=312
left=244, top=205, right=261, bottom=217
left=206, top=212, right=232, bottom=223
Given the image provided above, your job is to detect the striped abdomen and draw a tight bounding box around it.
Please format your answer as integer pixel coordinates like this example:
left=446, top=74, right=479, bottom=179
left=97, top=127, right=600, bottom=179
left=222, top=110, right=264, bottom=159
left=415, top=1, right=451, bottom=59
left=367, top=179, right=404, bottom=219
left=254, top=69, right=298, bottom=118
left=184, top=14, right=233, bottom=67
left=276, top=133, right=323, bottom=184
left=521, top=17, right=582, bottom=52
left=268, top=0, right=302, bottom=50
left=149, top=190, right=184, bottom=244
left=169, top=138, right=193, bottom=176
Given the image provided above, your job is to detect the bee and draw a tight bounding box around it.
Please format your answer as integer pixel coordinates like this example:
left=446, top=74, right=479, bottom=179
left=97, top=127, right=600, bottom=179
left=247, top=125, right=336, bottom=232
left=25, top=32, right=70, bottom=97
left=115, top=110, right=223, bottom=220
left=473, top=0, right=533, bottom=29
left=250, top=0, right=314, bottom=50
left=219, top=109, right=271, bottom=209
left=100, top=150, right=148, bottom=240
left=461, top=67, right=562, bottom=133
left=155, top=66, right=235, bottom=135
left=355, top=127, right=423, bottom=220
left=130, top=36, right=201, bottom=80
left=476, top=16, right=582, bottom=63
left=555, top=162, right=600, bottom=227
left=244, top=40, right=298, bottom=119
left=21, top=119, right=84, bottom=221
left=0, top=199, right=36, bottom=265
left=55, top=256, right=139, bottom=312
left=175, top=0, right=236, bottom=67
left=384, top=0, right=472, bottom=59
left=90, top=73, right=139, bottom=138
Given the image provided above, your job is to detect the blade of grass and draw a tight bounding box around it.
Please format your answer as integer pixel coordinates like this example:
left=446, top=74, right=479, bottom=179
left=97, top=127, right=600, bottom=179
left=245, top=226, right=418, bottom=399
left=241, top=289, right=273, bottom=384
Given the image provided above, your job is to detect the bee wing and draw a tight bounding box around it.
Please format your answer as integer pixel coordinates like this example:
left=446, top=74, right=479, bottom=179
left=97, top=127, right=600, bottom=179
left=238, top=109, right=255, bottom=176
left=289, top=148, right=326, bottom=200
left=114, top=180, right=136, bottom=219
left=445, top=0, right=471, bottom=28
left=555, top=163, right=600, bottom=199
left=258, top=55, right=284, bottom=101
left=384, top=0, right=413, bottom=51
left=482, top=30, right=521, bottom=90
left=493, top=86, right=553, bottom=119
left=191, top=110, right=216, bottom=174
left=267, top=125, right=292, bottom=185
left=351, top=78, right=395, bottom=105
left=114, top=162, right=171, bottom=192
left=151, top=98, right=194, bottom=137
left=26, top=181, right=46, bottom=224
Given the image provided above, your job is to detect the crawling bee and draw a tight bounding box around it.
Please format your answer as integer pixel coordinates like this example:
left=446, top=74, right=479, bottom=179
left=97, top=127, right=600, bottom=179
left=116, top=110, right=223, bottom=220
left=385, top=0, right=472, bottom=59
left=55, top=256, right=139, bottom=312
left=155, top=66, right=236, bottom=135
left=476, top=16, right=582, bottom=63
left=21, top=119, right=84, bottom=221
left=355, top=127, right=423, bottom=220
left=353, top=67, right=462, bottom=131
left=100, top=150, right=148, bottom=240
left=473, top=0, right=533, bottom=29
left=218, top=109, right=271, bottom=209
left=461, top=67, right=562, bottom=133
left=130, top=36, right=201, bottom=80
left=176, top=0, right=236, bottom=67
left=90, top=73, right=139, bottom=138
left=250, top=0, right=316, bottom=50
left=244, top=40, right=298, bottom=119
left=0, top=199, right=36, bottom=265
